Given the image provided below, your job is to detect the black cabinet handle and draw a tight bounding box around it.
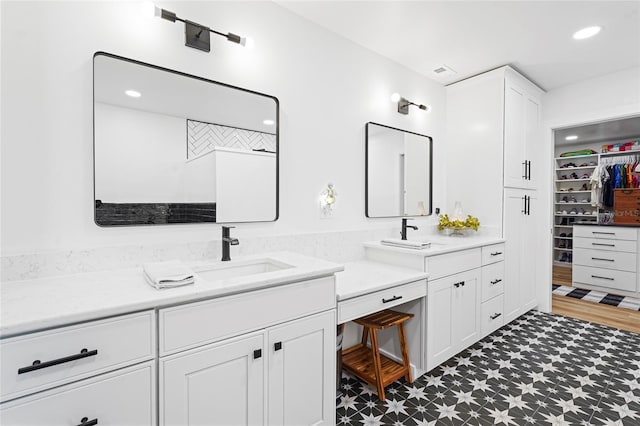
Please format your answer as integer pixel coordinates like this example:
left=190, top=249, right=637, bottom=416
left=490, top=252, right=503, bottom=256
left=522, top=196, right=527, bottom=214
left=274, top=342, right=282, bottom=351
left=591, top=275, right=614, bottom=281
left=592, top=243, right=615, bottom=247
left=490, top=313, right=502, bottom=320
left=453, top=281, right=465, bottom=288
left=253, top=349, right=262, bottom=359
left=490, top=279, right=502, bottom=285
left=18, top=349, right=98, bottom=375
left=526, top=195, right=531, bottom=215
left=527, top=160, right=532, bottom=181
left=591, top=257, right=614, bottom=262
left=382, top=295, right=402, bottom=303
left=592, top=231, right=615, bottom=235
left=76, top=417, right=98, bottom=426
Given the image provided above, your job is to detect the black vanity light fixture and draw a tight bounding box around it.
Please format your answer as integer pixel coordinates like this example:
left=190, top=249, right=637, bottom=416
left=390, top=92, right=431, bottom=115
left=143, top=2, right=254, bottom=52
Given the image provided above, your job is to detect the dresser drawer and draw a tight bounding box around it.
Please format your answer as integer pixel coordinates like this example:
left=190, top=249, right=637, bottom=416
left=573, top=248, right=637, bottom=272
left=426, top=249, right=481, bottom=280
left=481, top=295, right=504, bottom=338
left=481, top=243, right=505, bottom=265
left=481, top=262, right=504, bottom=303
left=0, top=311, right=155, bottom=403
left=573, top=237, right=637, bottom=253
left=573, top=265, right=637, bottom=293
left=159, top=276, right=335, bottom=356
left=337, top=279, right=426, bottom=324
left=0, top=362, right=155, bottom=425
left=573, top=225, right=638, bottom=241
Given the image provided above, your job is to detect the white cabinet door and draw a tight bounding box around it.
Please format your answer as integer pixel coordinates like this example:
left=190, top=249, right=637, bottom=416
left=524, top=94, right=541, bottom=190
left=426, top=269, right=480, bottom=371
left=161, top=333, right=265, bottom=426
left=267, top=311, right=335, bottom=426
left=504, top=80, right=526, bottom=189
left=453, top=270, right=480, bottom=350
left=504, top=189, right=538, bottom=324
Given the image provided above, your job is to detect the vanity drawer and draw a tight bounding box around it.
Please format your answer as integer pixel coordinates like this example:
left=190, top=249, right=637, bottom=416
left=426, top=249, right=481, bottom=280
left=337, top=279, right=426, bottom=324
left=0, top=311, right=155, bottom=403
left=481, top=295, right=504, bottom=338
left=573, top=248, right=637, bottom=272
left=481, top=261, right=504, bottom=302
left=573, top=237, right=637, bottom=253
left=574, top=226, right=638, bottom=241
left=481, top=243, right=505, bottom=265
left=159, top=276, right=335, bottom=356
left=0, top=362, right=154, bottom=425
left=573, top=266, right=637, bottom=293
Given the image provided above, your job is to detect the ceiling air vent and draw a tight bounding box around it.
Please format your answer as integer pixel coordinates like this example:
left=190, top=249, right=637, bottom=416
left=432, top=64, right=456, bottom=77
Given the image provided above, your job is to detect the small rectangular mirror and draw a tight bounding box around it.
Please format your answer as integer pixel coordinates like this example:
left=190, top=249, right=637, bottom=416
left=93, top=52, right=278, bottom=226
left=366, top=122, right=432, bottom=218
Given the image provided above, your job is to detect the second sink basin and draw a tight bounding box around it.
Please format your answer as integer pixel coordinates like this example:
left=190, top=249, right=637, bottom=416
left=195, top=258, right=294, bottom=282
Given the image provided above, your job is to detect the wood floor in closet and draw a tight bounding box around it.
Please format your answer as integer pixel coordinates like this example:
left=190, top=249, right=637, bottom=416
left=552, top=294, right=640, bottom=334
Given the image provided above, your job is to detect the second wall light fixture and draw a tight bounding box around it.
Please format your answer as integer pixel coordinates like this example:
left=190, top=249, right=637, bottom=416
left=143, top=2, right=254, bottom=52
left=391, top=92, right=431, bottom=115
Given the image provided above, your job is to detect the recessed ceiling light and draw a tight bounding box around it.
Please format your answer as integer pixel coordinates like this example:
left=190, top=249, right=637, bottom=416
left=573, top=26, right=601, bottom=40
left=565, top=135, right=579, bottom=141
left=125, top=90, right=141, bottom=98
left=263, top=119, right=275, bottom=125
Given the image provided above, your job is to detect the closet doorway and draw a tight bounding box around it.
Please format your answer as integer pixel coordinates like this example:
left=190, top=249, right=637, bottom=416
left=551, top=115, right=640, bottom=333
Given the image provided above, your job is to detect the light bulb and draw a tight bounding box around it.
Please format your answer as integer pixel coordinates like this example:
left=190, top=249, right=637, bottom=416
left=263, top=119, right=275, bottom=125
left=390, top=92, right=401, bottom=103
left=140, top=1, right=159, bottom=18
left=573, top=26, right=601, bottom=40
left=125, top=90, right=142, bottom=98
left=565, top=135, right=578, bottom=141
left=240, top=36, right=254, bottom=49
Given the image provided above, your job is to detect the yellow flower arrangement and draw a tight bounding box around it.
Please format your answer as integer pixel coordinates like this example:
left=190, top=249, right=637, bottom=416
left=438, top=214, right=480, bottom=232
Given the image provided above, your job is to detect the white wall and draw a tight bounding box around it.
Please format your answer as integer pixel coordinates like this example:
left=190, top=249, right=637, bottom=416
left=0, top=1, right=445, bottom=255
left=538, top=66, right=640, bottom=312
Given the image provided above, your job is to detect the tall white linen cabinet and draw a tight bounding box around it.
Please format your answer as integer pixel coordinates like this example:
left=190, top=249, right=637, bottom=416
left=446, top=66, right=544, bottom=326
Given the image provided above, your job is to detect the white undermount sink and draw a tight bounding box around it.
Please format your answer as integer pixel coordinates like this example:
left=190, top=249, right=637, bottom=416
left=195, top=258, right=294, bottom=282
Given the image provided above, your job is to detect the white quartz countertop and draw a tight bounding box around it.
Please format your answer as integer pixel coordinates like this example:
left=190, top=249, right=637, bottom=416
left=363, top=234, right=505, bottom=256
left=0, top=252, right=343, bottom=338
left=336, top=261, right=428, bottom=301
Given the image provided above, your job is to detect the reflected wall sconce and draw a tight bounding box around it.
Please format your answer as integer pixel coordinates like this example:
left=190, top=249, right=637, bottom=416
left=390, top=92, right=431, bottom=115
left=142, top=2, right=254, bottom=52
left=319, top=183, right=338, bottom=218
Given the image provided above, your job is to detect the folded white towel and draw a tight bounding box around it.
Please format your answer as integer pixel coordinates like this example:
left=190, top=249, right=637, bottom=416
left=143, top=260, right=195, bottom=289
left=381, top=239, right=431, bottom=249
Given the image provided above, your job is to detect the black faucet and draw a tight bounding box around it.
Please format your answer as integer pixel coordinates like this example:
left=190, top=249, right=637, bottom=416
left=401, top=218, right=418, bottom=240
left=221, top=226, right=239, bottom=261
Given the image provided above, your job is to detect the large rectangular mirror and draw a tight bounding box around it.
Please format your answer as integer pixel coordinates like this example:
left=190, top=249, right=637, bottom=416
left=366, top=122, right=432, bottom=218
left=93, top=52, right=278, bottom=226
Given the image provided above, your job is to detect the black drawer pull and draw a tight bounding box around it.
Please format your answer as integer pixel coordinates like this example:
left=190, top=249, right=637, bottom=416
left=18, top=349, right=98, bottom=374
left=453, top=281, right=465, bottom=288
left=253, top=349, right=262, bottom=359
left=490, top=279, right=502, bottom=285
left=592, top=257, right=614, bottom=262
left=77, top=417, right=98, bottom=426
left=274, top=342, right=282, bottom=351
left=591, top=275, right=614, bottom=281
left=592, top=231, right=615, bottom=235
left=382, top=295, right=402, bottom=303
left=490, top=313, right=502, bottom=320
left=490, top=252, right=503, bottom=256
left=592, top=243, right=615, bottom=247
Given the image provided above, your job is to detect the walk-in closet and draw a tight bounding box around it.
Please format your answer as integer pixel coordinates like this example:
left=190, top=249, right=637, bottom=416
left=552, top=115, right=640, bottom=323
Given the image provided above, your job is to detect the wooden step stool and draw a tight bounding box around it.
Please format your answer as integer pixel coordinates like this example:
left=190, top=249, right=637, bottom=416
left=341, top=309, right=414, bottom=401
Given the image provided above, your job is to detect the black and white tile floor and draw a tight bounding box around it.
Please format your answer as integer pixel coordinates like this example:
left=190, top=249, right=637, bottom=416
left=336, top=310, right=640, bottom=425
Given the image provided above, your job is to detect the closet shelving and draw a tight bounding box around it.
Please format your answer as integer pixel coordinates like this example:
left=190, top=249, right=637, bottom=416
left=553, top=149, right=640, bottom=265
left=554, top=154, right=598, bottom=265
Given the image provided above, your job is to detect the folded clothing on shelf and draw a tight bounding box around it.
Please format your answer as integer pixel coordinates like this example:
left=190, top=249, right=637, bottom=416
left=143, top=260, right=195, bottom=289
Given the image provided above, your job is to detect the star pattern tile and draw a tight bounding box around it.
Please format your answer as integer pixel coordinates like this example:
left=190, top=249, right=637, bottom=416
left=336, top=310, right=640, bottom=425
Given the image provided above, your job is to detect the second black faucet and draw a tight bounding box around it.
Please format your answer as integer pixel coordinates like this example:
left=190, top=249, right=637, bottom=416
left=221, top=226, right=239, bottom=261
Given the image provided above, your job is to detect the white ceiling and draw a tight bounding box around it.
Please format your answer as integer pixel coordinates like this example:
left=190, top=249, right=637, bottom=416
left=277, top=1, right=640, bottom=91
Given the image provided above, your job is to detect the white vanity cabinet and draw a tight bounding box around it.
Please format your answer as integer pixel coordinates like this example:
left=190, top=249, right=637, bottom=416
left=159, top=276, right=336, bottom=426
left=0, top=311, right=156, bottom=425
